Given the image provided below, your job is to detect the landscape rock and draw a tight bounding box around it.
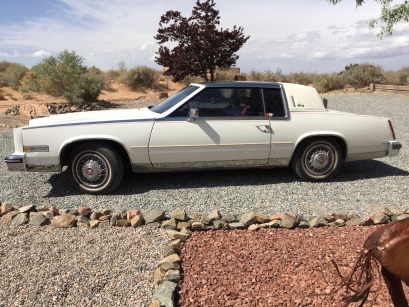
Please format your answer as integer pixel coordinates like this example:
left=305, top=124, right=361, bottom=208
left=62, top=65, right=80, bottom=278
left=332, top=219, right=346, bottom=227
left=165, top=230, right=190, bottom=241
left=89, top=220, right=100, bottom=228
left=90, top=211, right=103, bottom=221
left=176, top=222, right=191, bottom=230
left=228, top=222, right=246, bottom=229
left=171, top=210, right=188, bottom=222
left=51, top=214, right=76, bottom=228
left=240, top=212, right=257, bottom=226
left=254, top=212, right=271, bottom=224
left=131, top=215, right=145, bottom=227
left=162, top=218, right=177, bottom=229
left=11, top=213, right=28, bottom=226
left=152, top=281, right=177, bottom=307
left=397, top=214, right=409, bottom=221
left=116, top=219, right=131, bottom=227
left=222, top=214, right=237, bottom=223
left=0, top=203, right=13, bottom=216
left=271, top=213, right=283, bottom=220
left=18, top=205, right=35, bottom=213
left=191, top=222, right=205, bottom=230
left=207, top=209, right=222, bottom=222
left=78, top=206, right=92, bottom=217
left=157, top=254, right=181, bottom=271
left=1, top=211, right=20, bottom=224
left=309, top=217, right=328, bottom=228
left=144, top=209, right=166, bottom=224
left=346, top=218, right=361, bottom=226
left=282, top=212, right=299, bottom=229
left=212, top=219, right=226, bottom=229
left=373, top=213, right=390, bottom=224
left=164, top=269, right=180, bottom=283
left=127, top=209, right=142, bottom=220
left=29, top=212, right=47, bottom=226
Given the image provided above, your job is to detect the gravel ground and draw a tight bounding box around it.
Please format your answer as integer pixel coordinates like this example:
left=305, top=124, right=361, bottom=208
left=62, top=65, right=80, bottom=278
left=0, top=223, right=168, bottom=306
left=1, top=93, right=408, bottom=218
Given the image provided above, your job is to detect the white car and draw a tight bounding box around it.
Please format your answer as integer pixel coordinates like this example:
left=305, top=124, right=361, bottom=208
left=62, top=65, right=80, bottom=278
left=5, top=82, right=402, bottom=194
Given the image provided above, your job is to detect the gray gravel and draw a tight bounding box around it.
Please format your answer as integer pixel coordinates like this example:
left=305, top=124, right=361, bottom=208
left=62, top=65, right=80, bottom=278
left=1, top=93, right=408, bottom=218
left=0, top=223, right=168, bottom=306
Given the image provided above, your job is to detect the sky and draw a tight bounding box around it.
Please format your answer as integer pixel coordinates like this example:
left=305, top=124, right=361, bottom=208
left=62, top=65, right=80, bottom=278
left=1, top=0, right=409, bottom=74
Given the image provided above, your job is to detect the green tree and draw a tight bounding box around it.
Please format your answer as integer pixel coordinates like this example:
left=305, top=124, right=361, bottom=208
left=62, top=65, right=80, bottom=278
left=154, top=0, right=250, bottom=82
left=328, top=0, right=409, bottom=37
left=27, top=50, right=103, bottom=104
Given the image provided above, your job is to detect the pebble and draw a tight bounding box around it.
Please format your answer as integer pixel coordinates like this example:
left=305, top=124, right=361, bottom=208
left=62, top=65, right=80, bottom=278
left=0, top=223, right=168, bottom=306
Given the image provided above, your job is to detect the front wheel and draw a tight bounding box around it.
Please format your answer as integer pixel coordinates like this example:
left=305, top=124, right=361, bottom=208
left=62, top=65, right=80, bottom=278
left=68, top=143, right=124, bottom=194
left=292, top=138, right=342, bottom=181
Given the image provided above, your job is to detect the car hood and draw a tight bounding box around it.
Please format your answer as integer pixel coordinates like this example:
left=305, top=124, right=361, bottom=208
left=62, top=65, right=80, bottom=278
left=28, top=108, right=157, bottom=127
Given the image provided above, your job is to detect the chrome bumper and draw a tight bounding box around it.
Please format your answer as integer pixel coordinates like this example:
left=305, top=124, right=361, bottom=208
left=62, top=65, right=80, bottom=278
left=388, top=140, right=402, bottom=157
left=4, top=154, right=25, bottom=171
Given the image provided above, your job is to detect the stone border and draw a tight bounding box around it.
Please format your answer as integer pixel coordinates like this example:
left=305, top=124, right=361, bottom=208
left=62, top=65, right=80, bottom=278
left=1, top=202, right=408, bottom=307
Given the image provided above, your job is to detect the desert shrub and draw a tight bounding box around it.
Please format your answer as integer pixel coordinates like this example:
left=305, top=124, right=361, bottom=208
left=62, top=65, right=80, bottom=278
left=217, top=69, right=237, bottom=81
left=22, top=93, right=34, bottom=100
left=19, top=71, right=41, bottom=93
left=287, top=72, right=316, bottom=85
left=383, top=67, right=409, bottom=85
left=124, top=66, right=161, bottom=90
left=341, top=63, right=383, bottom=88
left=314, top=73, right=345, bottom=93
left=247, top=69, right=265, bottom=81
left=79, top=70, right=104, bottom=102
left=22, top=50, right=104, bottom=104
left=0, top=61, right=28, bottom=89
left=104, top=69, right=122, bottom=82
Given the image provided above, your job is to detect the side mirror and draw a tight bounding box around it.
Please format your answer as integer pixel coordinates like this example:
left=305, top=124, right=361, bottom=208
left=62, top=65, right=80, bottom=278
left=322, top=98, right=328, bottom=109
left=187, top=108, right=199, bottom=122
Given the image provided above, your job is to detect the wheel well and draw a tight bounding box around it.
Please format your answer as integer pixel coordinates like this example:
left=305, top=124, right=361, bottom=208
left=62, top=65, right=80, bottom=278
left=291, top=136, right=347, bottom=164
left=60, top=140, right=132, bottom=170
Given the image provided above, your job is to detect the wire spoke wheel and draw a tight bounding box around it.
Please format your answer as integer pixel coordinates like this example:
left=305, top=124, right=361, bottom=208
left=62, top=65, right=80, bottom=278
left=292, top=138, right=342, bottom=181
left=304, top=144, right=334, bottom=176
left=68, top=143, right=124, bottom=194
left=74, top=153, right=109, bottom=188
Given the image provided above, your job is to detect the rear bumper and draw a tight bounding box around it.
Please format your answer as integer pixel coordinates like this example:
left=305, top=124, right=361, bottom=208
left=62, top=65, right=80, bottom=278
left=5, top=154, right=25, bottom=171
left=388, top=140, right=402, bottom=157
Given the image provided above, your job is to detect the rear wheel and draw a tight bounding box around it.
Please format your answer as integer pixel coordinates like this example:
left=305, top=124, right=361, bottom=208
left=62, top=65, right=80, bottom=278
left=292, top=138, right=341, bottom=181
left=68, top=143, right=124, bottom=194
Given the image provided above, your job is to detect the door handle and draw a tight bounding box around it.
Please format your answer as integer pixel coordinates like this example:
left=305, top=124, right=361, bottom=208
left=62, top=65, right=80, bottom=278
left=256, top=125, right=272, bottom=133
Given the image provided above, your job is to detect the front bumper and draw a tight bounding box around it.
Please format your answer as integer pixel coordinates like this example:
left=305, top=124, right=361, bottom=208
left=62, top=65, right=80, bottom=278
left=4, top=154, right=25, bottom=171
left=388, top=140, right=402, bottom=157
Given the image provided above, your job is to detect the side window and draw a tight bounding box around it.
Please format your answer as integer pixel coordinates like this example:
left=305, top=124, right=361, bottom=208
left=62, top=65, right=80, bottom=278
left=263, top=88, right=285, bottom=117
left=169, top=88, right=265, bottom=117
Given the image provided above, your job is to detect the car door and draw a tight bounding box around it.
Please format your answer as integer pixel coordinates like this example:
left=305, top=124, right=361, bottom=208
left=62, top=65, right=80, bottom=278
left=148, top=87, right=272, bottom=169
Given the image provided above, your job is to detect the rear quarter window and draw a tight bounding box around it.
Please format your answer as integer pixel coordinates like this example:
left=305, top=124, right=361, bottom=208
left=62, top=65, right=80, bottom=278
left=262, top=88, right=286, bottom=117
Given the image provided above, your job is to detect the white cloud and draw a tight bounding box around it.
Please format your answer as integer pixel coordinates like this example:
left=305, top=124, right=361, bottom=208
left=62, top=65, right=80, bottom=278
left=0, top=0, right=408, bottom=72
left=30, top=50, right=51, bottom=58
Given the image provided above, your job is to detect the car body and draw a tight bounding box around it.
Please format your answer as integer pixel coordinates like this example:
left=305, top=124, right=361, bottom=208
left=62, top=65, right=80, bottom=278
left=5, top=81, right=402, bottom=194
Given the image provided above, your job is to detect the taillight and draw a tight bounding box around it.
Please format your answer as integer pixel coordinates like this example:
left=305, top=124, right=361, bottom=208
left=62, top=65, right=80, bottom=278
left=388, top=120, right=396, bottom=140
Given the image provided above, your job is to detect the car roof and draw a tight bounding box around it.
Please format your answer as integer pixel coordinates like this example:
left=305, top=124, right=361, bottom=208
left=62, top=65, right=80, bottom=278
left=197, top=81, right=282, bottom=89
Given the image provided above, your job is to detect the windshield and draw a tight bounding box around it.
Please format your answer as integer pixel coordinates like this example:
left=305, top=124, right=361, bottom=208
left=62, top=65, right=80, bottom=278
left=151, top=85, right=200, bottom=114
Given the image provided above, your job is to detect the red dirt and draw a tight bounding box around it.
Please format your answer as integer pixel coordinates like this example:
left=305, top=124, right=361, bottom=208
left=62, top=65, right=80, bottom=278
left=178, top=226, right=409, bottom=306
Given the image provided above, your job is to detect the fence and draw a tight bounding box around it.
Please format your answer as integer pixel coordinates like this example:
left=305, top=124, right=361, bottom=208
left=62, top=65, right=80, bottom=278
left=371, top=83, right=409, bottom=94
